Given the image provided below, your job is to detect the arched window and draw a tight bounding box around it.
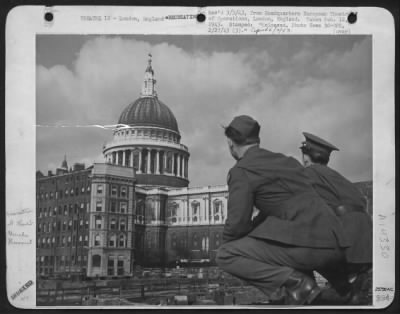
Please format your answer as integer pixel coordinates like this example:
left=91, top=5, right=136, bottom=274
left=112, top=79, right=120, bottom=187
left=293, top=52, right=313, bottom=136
left=109, top=234, right=116, bottom=247
left=94, top=234, right=101, bottom=246
left=119, top=234, right=125, bottom=248
left=192, top=233, right=198, bottom=247
left=213, top=199, right=223, bottom=222
left=120, top=202, right=127, bottom=213
left=168, top=202, right=179, bottom=224
left=120, top=219, right=126, bottom=231
left=92, top=255, right=101, bottom=267
left=171, top=233, right=177, bottom=248
left=110, top=218, right=117, bottom=230
left=191, top=201, right=200, bottom=223
left=215, top=233, right=221, bottom=247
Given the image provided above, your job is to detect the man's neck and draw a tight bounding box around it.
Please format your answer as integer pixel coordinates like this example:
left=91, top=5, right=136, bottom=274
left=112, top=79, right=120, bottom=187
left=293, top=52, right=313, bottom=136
left=237, top=144, right=259, bottom=159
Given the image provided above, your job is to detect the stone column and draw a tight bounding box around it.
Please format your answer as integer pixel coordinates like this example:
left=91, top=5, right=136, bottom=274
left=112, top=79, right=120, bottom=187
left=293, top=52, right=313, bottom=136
left=156, top=150, right=160, bottom=174
left=211, top=200, right=214, bottom=224
left=147, top=149, right=151, bottom=174
left=177, top=155, right=181, bottom=177
left=122, top=150, right=126, bottom=166
left=182, top=157, right=186, bottom=178
left=204, top=197, right=209, bottom=223
left=171, top=153, right=175, bottom=175
left=130, top=150, right=134, bottom=167
left=163, top=151, right=167, bottom=174
left=138, top=149, right=142, bottom=174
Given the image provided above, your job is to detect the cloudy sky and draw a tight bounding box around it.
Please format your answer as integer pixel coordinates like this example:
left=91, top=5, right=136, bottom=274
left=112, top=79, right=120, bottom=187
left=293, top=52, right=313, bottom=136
left=36, top=35, right=372, bottom=186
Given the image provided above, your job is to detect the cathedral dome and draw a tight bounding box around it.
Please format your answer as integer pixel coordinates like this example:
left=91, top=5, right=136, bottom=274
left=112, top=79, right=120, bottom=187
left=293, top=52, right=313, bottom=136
left=118, top=96, right=179, bottom=133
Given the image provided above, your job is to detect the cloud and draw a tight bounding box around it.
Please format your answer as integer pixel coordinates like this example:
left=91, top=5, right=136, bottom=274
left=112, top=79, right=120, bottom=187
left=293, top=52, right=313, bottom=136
left=37, top=35, right=372, bottom=185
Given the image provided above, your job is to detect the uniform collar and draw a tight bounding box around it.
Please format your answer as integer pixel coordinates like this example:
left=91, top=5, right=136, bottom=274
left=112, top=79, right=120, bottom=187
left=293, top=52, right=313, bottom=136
left=238, top=145, right=259, bottom=161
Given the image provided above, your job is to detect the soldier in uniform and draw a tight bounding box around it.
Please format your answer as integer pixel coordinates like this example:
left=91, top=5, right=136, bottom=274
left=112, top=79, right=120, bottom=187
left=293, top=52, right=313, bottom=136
left=300, top=132, right=372, bottom=302
left=216, top=115, right=351, bottom=305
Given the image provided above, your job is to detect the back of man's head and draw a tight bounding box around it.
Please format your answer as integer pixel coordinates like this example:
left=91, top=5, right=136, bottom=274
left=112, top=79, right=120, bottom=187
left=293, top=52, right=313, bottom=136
left=224, top=115, right=260, bottom=145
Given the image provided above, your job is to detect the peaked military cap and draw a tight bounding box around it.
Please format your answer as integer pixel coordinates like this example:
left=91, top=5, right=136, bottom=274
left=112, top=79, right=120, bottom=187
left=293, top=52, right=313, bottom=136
left=223, top=115, right=260, bottom=143
left=300, top=132, right=339, bottom=156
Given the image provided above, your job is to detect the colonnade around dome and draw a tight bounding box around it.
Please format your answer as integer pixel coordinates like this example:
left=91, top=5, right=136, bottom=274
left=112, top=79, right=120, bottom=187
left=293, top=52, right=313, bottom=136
left=103, top=125, right=189, bottom=181
left=104, top=147, right=189, bottom=179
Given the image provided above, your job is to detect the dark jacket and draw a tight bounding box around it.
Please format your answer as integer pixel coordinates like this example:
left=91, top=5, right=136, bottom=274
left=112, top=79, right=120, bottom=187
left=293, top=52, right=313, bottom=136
left=304, top=164, right=372, bottom=263
left=223, top=146, right=349, bottom=249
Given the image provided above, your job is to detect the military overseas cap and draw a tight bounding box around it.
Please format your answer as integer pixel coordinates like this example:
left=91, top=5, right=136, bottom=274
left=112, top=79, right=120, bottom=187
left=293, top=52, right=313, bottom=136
left=300, top=132, right=339, bottom=156
left=223, top=115, right=260, bottom=144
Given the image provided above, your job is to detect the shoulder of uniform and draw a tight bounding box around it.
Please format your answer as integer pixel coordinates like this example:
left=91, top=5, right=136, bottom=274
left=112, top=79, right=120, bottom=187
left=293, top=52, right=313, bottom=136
left=227, top=166, right=248, bottom=184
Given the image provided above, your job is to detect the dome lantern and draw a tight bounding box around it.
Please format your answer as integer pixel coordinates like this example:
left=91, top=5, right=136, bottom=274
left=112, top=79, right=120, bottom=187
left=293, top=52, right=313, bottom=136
left=141, top=53, right=157, bottom=98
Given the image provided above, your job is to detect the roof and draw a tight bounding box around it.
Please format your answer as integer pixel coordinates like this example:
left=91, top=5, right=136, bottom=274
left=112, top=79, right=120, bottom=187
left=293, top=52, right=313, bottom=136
left=118, top=96, right=179, bottom=133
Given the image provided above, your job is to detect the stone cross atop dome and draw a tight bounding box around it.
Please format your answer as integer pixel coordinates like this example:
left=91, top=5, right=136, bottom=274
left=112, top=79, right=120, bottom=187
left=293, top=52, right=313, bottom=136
left=141, top=53, right=157, bottom=98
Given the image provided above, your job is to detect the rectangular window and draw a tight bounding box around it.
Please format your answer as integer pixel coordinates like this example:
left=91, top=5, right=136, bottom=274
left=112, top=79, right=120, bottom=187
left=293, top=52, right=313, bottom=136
left=95, top=216, right=102, bottom=229
left=96, top=200, right=102, bottom=212
left=111, top=185, right=117, bottom=196
left=107, top=257, right=114, bottom=276
left=110, top=201, right=116, bottom=213
left=120, top=186, right=127, bottom=198
left=97, top=184, right=103, bottom=194
left=117, top=258, right=124, bottom=276
left=120, top=202, right=127, bottom=213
